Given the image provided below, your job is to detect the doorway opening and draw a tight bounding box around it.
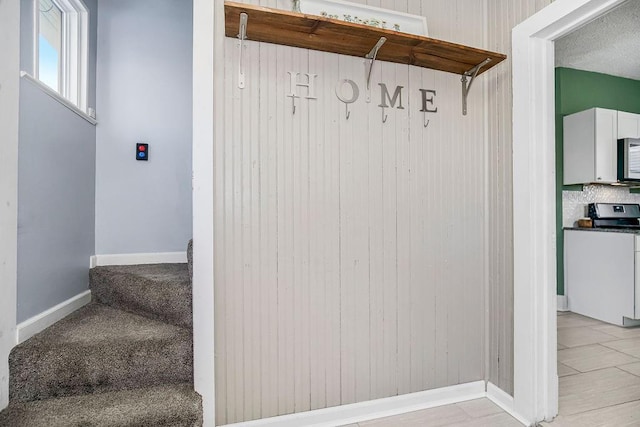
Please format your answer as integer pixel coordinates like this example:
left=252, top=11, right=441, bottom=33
left=512, top=0, right=628, bottom=423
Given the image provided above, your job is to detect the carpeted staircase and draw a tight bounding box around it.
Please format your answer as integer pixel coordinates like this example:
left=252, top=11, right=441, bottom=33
left=0, top=242, right=202, bottom=426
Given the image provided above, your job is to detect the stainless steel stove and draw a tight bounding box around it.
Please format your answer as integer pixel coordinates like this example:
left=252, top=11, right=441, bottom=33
left=588, top=203, right=640, bottom=229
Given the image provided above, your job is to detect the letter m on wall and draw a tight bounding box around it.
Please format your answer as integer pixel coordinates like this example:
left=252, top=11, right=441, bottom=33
left=378, top=83, right=405, bottom=109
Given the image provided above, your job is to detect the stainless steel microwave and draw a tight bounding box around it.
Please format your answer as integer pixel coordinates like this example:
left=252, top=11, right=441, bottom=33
left=618, top=138, right=640, bottom=182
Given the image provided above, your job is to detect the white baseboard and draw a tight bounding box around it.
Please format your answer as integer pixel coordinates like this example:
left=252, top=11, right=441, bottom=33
left=16, top=290, right=92, bottom=344
left=221, top=381, right=486, bottom=427
left=557, top=295, right=569, bottom=312
left=486, top=382, right=529, bottom=426
left=90, top=251, right=187, bottom=267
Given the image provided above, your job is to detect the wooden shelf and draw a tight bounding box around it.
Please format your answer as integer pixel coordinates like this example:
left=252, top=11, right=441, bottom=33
left=224, top=1, right=506, bottom=77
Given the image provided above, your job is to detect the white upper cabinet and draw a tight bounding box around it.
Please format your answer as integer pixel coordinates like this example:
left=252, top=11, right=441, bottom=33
left=618, top=111, right=640, bottom=139
left=564, top=108, right=618, bottom=185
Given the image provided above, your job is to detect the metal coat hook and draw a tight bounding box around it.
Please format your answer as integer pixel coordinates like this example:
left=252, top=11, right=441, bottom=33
left=237, top=13, right=248, bottom=89
left=345, top=103, right=351, bottom=120
left=291, top=96, right=297, bottom=115
left=365, top=37, right=387, bottom=102
left=381, top=106, right=388, bottom=123
left=424, top=114, right=430, bottom=128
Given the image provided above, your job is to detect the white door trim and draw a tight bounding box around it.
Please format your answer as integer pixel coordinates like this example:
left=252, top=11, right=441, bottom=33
left=0, top=0, right=21, bottom=411
left=193, top=0, right=219, bottom=425
left=511, top=0, right=626, bottom=423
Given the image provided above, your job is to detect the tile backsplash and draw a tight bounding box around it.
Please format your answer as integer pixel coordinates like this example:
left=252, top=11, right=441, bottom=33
left=563, top=185, right=640, bottom=227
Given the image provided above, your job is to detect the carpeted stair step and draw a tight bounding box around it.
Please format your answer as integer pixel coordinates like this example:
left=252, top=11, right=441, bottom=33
left=9, top=303, right=192, bottom=402
left=0, top=383, right=202, bottom=427
left=90, top=263, right=192, bottom=328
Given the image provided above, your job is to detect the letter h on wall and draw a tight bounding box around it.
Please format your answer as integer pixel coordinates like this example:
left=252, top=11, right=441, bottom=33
left=287, top=72, right=318, bottom=115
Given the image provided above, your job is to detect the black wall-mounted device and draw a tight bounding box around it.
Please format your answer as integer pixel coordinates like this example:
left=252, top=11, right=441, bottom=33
left=136, top=143, right=149, bottom=161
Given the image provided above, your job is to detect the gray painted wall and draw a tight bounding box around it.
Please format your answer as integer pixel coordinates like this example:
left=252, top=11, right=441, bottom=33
left=17, top=0, right=98, bottom=323
left=95, top=0, right=193, bottom=255
left=17, top=82, right=96, bottom=322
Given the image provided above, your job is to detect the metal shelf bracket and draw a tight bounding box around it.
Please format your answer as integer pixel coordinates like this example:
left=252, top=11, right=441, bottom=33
left=237, top=12, right=248, bottom=89
left=461, top=57, right=491, bottom=115
left=365, top=37, right=387, bottom=102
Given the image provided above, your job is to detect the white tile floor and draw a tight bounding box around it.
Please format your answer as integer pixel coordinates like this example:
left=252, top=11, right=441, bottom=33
left=342, top=311, right=640, bottom=426
left=340, top=398, right=521, bottom=427
left=543, top=311, right=640, bottom=426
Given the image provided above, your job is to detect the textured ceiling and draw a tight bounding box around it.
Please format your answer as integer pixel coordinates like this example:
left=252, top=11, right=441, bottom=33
left=555, top=0, right=640, bottom=81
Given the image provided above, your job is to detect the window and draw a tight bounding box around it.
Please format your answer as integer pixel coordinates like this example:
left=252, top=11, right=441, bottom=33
left=35, top=0, right=88, bottom=111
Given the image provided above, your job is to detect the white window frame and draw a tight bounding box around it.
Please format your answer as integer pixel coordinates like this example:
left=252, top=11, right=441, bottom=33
left=34, top=0, right=88, bottom=112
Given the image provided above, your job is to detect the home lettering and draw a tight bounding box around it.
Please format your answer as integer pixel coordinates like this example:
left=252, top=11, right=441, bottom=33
left=287, top=71, right=438, bottom=121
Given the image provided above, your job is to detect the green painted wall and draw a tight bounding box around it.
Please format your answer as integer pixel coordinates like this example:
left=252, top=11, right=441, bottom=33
left=556, top=67, right=640, bottom=295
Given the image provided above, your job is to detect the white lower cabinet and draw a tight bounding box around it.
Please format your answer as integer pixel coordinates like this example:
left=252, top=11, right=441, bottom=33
left=565, top=229, right=640, bottom=326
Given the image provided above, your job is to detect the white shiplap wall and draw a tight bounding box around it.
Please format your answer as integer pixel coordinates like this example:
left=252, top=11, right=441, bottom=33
left=485, top=0, right=552, bottom=397
left=215, top=0, right=503, bottom=424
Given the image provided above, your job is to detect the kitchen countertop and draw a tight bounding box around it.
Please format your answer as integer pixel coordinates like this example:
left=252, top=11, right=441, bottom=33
left=564, top=227, right=640, bottom=234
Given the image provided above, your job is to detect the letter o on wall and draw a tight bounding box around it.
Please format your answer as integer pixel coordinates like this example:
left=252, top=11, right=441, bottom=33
left=335, top=79, right=359, bottom=104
